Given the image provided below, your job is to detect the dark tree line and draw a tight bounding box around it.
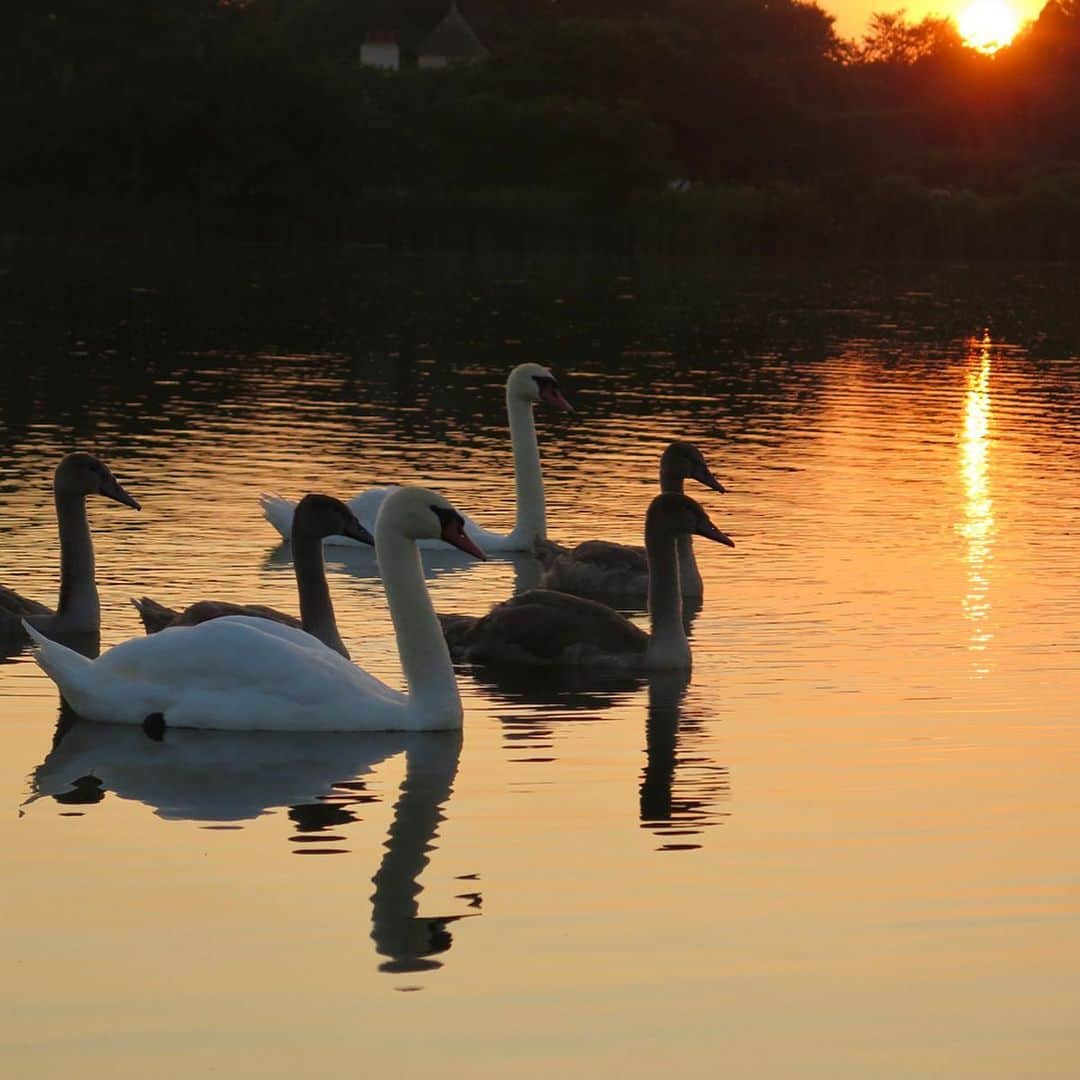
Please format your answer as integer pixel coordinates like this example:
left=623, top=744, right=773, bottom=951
left=4, top=0, right=1080, bottom=252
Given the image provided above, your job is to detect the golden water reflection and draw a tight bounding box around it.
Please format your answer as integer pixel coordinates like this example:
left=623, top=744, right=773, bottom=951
left=4, top=253, right=1080, bottom=1075
left=958, top=332, right=995, bottom=674
left=29, top=712, right=471, bottom=977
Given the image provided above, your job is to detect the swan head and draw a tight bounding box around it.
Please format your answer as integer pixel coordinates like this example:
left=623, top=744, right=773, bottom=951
left=376, top=487, right=486, bottom=560
left=292, top=494, right=373, bottom=546
left=646, top=492, right=735, bottom=548
left=55, top=452, right=140, bottom=510
left=660, top=442, right=726, bottom=494
left=507, top=363, right=572, bottom=412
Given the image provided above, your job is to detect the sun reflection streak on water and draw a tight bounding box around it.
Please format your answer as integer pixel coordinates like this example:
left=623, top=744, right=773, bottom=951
left=958, top=333, right=995, bottom=675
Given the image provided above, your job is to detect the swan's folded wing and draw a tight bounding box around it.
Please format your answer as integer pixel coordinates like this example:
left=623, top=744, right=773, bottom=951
left=540, top=541, right=650, bottom=600
left=437, top=612, right=479, bottom=653
left=171, top=601, right=302, bottom=631
left=533, top=538, right=569, bottom=568
left=565, top=540, right=648, bottom=573
left=0, top=585, right=53, bottom=619
left=132, top=596, right=179, bottom=634
left=104, top=617, right=400, bottom=716
left=470, top=589, right=647, bottom=663
left=259, top=493, right=298, bottom=540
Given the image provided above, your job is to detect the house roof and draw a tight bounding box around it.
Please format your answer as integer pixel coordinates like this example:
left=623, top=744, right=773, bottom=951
left=416, top=3, right=488, bottom=61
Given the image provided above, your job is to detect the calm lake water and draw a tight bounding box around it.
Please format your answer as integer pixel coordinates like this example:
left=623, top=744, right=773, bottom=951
left=1, top=247, right=1078, bottom=1077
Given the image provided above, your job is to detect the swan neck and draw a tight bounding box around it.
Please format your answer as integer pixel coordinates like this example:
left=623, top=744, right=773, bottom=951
left=676, top=534, right=701, bottom=593
left=658, top=464, right=686, bottom=494
left=641, top=672, right=690, bottom=819
left=507, top=390, right=546, bottom=544
left=292, top=532, right=347, bottom=657
left=370, top=735, right=462, bottom=964
left=646, top=520, right=687, bottom=657
left=55, top=488, right=99, bottom=625
left=377, top=524, right=460, bottom=717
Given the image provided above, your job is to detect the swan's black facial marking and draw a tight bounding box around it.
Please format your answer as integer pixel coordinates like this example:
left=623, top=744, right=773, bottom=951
left=431, top=504, right=465, bottom=533
left=532, top=375, right=572, bottom=412
left=143, top=712, right=166, bottom=741
left=431, top=505, right=486, bottom=560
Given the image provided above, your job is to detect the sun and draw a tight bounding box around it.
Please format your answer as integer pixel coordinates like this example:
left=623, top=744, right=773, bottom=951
left=957, top=0, right=1021, bottom=51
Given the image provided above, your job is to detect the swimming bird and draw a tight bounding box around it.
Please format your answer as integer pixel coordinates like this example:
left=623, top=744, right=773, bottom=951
left=132, top=494, right=372, bottom=658
left=259, top=363, right=571, bottom=553
left=24, top=487, right=485, bottom=732
left=440, top=492, right=734, bottom=671
left=534, top=442, right=725, bottom=601
left=0, top=452, right=140, bottom=637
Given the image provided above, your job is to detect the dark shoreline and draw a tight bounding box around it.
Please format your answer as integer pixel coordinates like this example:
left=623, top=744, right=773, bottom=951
left=5, top=179, right=1080, bottom=260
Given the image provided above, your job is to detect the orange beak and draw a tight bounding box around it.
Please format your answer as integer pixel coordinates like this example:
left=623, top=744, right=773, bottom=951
left=540, top=382, right=573, bottom=412
left=442, top=520, right=487, bottom=560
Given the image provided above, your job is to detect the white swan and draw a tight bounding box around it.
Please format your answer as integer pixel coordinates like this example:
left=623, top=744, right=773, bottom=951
left=0, top=452, right=140, bottom=637
left=439, top=493, right=734, bottom=671
left=534, top=442, right=726, bottom=600
left=259, top=363, right=571, bottom=552
left=132, top=494, right=373, bottom=658
left=25, top=487, right=485, bottom=732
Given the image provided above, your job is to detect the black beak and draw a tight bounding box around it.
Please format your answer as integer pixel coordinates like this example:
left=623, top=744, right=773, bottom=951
left=102, top=475, right=140, bottom=511
left=696, top=465, right=726, bottom=494
left=344, top=518, right=375, bottom=546
left=696, top=521, right=735, bottom=547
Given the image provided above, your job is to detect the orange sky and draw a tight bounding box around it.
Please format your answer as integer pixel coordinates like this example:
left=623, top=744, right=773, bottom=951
left=825, top=0, right=1042, bottom=39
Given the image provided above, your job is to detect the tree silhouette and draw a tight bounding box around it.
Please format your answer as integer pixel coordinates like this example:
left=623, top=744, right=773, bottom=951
left=858, top=9, right=965, bottom=63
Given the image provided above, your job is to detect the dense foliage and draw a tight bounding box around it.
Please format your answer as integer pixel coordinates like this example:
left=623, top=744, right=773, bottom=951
left=5, top=0, right=1080, bottom=252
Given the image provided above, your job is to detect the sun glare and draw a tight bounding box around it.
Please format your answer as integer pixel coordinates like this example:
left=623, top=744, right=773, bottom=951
left=957, top=0, right=1021, bottom=52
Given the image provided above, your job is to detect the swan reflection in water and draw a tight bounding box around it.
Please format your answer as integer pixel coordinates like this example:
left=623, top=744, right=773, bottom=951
left=27, top=707, right=473, bottom=975
left=468, top=666, right=731, bottom=847
left=264, top=544, right=545, bottom=594
left=639, top=671, right=731, bottom=851
left=2, top=629, right=101, bottom=665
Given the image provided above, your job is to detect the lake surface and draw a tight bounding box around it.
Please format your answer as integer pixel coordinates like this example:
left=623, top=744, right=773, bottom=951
left=1, top=247, right=1078, bottom=1077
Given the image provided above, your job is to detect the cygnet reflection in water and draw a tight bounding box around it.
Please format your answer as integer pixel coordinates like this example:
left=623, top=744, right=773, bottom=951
left=465, top=660, right=646, bottom=711
left=640, top=671, right=732, bottom=851
left=2, top=629, right=101, bottom=665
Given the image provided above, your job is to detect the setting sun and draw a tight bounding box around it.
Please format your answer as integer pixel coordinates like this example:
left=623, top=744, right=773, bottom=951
left=958, top=0, right=1021, bottom=51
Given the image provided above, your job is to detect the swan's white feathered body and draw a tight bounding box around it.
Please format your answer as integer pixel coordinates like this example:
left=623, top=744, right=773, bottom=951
left=260, top=363, right=570, bottom=553
left=27, top=487, right=483, bottom=733
left=24, top=617, right=425, bottom=731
